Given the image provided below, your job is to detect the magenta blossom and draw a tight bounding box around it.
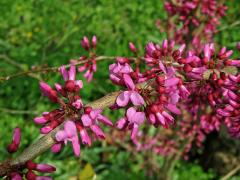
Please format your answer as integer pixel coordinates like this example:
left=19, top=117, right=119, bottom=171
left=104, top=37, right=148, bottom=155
left=116, top=74, right=144, bottom=107
left=7, top=127, right=21, bottom=153
left=34, top=65, right=84, bottom=134
left=55, top=121, right=80, bottom=156
left=78, top=36, right=98, bottom=82
left=109, top=57, right=133, bottom=85
left=116, top=107, right=145, bottom=143
left=81, top=107, right=113, bottom=139
left=5, top=128, right=56, bottom=179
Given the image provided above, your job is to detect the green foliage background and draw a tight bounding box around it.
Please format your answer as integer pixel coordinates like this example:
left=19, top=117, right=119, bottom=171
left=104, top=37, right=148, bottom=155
left=0, top=0, right=239, bottom=179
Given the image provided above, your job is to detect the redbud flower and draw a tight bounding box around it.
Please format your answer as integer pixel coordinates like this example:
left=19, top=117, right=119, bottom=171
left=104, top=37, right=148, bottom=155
left=109, top=59, right=133, bottom=85
left=55, top=121, right=80, bottom=156
left=129, top=42, right=137, bottom=53
left=34, top=65, right=84, bottom=135
left=92, top=35, right=97, bottom=49
left=116, top=107, right=145, bottom=143
left=78, top=36, right=98, bottom=82
left=5, top=128, right=56, bottom=179
left=116, top=74, right=144, bottom=107
left=81, top=107, right=113, bottom=139
left=7, top=127, right=21, bottom=153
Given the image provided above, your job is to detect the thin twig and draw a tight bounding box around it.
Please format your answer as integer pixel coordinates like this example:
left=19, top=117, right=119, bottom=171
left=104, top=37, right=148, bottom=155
left=0, top=54, right=24, bottom=69
left=0, top=56, right=116, bottom=82
left=220, top=165, right=240, bottom=180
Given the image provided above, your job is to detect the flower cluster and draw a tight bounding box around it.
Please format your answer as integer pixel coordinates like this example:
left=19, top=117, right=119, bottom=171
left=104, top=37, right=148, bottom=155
left=34, top=64, right=112, bottom=156
left=6, top=128, right=55, bottom=180
left=163, top=0, right=227, bottom=50
left=109, top=40, right=191, bottom=145
left=70, top=36, right=98, bottom=82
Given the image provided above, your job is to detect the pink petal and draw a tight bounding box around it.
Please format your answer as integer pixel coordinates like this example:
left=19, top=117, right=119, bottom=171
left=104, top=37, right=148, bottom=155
left=40, top=126, right=53, bottom=134
left=159, top=61, right=167, bottom=74
left=170, top=92, right=180, bottom=104
left=130, top=91, right=145, bottom=106
left=116, top=117, right=128, bottom=129
left=126, top=107, right=137, bottom=121
left=156, top=113, right=166, bottom=126
left=90, top=109, right=102, bottom=120
left=131, top=124, right=139, bottom=141
left=70, top=136, right=80, bottom=156
left=149, top=114, right=156, bottom=124
left=80, top=129, right=91, bottom=146
left=51, top=143, right=62, bottom=153
left=11, top=173, right=22, bottom=180
left=123, top=74, right=135, bottom=90
left=12, top=127, right=21, bottom=145
left=34, top=116, right=48, bottom=124
left=72, top=99, right=83, bottom=109
left=36, top=164, right=56, bottom=173
left=55, top=130, right=67, bottom=142
left=217, top=109, right=231, bottom=117
left=164, top=78, right=179, bottom=87
left=90, top=125, right=105, bottom=139
left=92, top=36, right=97, bottom=48
left=78, top=65, right=87, bottom=72
left=64, top=121, right=77, bottom=137
left=87, top=72, right=93, bottom=82
left=39, top=82, right=52, bottom=97
left=97, top=114, right=113, bottom=126
left=165, top=104, right=181, bottom=115
left=116, top=91, right=130, bottom=107
left=110, top=74, right=121, bottom=84
left=81, top=114, right=92, bottom=127
left=68, top=65, right=76, bottom=81
left=59, top=66, right=69, bottom=81
left=92, top=61, right=97, bottom=72
left=162, top=111, right=174, bottom=124
left=132, top=112, right=145, bottom=124
left=54, top=83, right=62, bottom=93
left=75, top=80, right=83, bottom=89
left=120, top=64, right=133, bottom=73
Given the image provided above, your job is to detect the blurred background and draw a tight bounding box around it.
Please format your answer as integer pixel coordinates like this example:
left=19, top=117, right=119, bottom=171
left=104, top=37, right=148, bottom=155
left=0, top=0, right=239, bottom=179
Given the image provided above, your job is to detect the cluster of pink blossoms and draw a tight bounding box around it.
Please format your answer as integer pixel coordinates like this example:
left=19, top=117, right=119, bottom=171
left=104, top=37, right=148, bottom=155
left=71, top=36, right=97, bottom=82
left=6, top=128, right=55, bottom=180
left=34, top=64, right=112, bottom=156
left=163, top=0, right=227, bottom=50
left=109, top=40, right=190, bottom=145
left=107, top=38, right=239, bottom=158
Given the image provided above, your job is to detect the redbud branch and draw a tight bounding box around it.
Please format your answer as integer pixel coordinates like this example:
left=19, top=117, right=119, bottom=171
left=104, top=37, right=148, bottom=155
left=0, top=91, right=120, bottom=177
left=0, top=56, right=180, bottom=82
left=220, top=164, right=240, bottom=180
left=0, top=54, right=25, bottom=69
left=0, top=56, right=122, bottom=82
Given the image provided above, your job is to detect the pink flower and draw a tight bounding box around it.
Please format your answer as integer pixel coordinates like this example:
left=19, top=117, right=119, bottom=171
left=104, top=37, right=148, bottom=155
left=116, top=107, right=145, bottom=143
left=39, top=82, right=58, bottom=103
left=11, top=173, right=22, bottom=180
left=109, top=59, right=133, bottom=85
left=92, top=35, right=97, bottom=49
left=55, top=121, right=80, bottom=156
left=35, top=65, right=84, bottom=134
left=81, top=107, right=113, bottom=139
left=78, top=36, right=98, bottom=82
left=129, top=42, right=137, bottom=53
left=116, top=74, right=144, bottom=107
left=5, top=129, right=56, bottom=179
left=7, top=127, right=21, bottom=153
